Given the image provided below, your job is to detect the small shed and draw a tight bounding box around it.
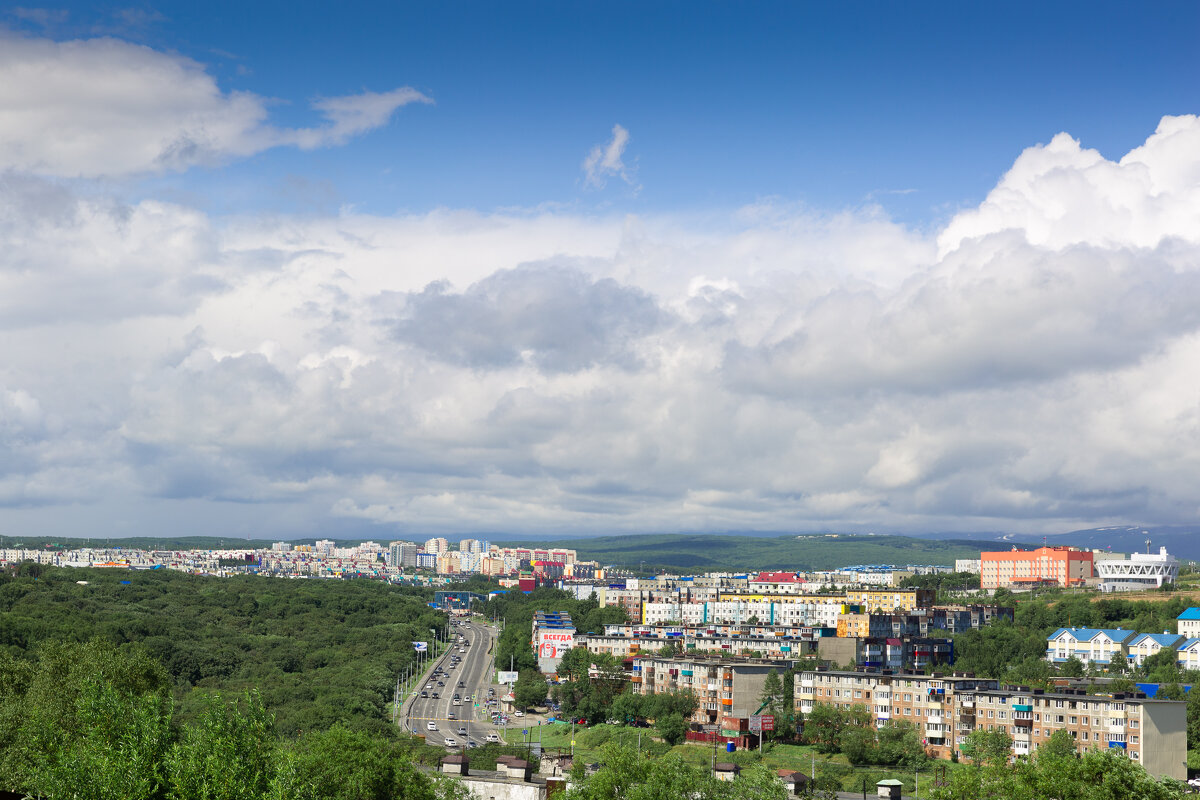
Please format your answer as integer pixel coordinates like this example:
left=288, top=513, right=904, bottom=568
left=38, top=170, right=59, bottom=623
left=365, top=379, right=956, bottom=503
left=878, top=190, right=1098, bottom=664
left=778, top=769, right=811, bottom=796
left=876, top=778, right=903, bottom=799
left=713, top=762, right=740, bottom=782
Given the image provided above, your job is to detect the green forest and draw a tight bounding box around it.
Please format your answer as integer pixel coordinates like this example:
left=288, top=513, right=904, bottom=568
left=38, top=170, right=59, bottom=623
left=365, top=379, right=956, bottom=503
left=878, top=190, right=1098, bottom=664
left=0, top=565, right=447, bottom=737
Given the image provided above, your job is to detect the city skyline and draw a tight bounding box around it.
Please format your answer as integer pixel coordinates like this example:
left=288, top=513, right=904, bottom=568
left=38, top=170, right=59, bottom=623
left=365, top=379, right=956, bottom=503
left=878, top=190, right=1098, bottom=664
left=2, top=3, right=1200, bottom=539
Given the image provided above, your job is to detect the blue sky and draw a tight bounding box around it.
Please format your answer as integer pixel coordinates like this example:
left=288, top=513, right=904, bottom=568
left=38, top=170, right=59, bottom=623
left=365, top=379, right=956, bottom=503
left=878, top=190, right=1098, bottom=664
left=12, top=2, right=1200, bottom=222
left=2, top=3, right=1200, bottom=541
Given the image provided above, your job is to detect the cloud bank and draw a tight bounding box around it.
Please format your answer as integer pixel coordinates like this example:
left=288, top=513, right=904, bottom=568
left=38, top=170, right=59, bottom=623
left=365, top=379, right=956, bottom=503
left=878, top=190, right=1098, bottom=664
left=1, top=32, right=1198, bottom=538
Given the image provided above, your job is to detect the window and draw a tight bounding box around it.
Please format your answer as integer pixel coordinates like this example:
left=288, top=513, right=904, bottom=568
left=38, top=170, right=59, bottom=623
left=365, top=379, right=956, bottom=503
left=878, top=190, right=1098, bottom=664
left=1129, top=720, right=1138, bottom=728
left=1070, top=716, right=1077, bottom=724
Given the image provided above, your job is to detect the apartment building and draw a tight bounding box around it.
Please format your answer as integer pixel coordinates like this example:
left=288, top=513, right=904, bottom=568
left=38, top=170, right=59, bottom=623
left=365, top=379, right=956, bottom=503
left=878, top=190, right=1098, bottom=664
left=632, top=655, right=780, bottom=725
left=1177, top=608, right=1200, bottom=638
left=1125, top=633, right=1185, bottom=668
left=795, top=668, right=1185, bottom=779
left=838, top=606, right=1014, bottom=639
left=817, top=636, right=954, bottom=671
left=1045, top=627, right=1138, bottom=667
left=579, top=628, right=822, bottom=661
left=980, top=546, right=1093, bottom=589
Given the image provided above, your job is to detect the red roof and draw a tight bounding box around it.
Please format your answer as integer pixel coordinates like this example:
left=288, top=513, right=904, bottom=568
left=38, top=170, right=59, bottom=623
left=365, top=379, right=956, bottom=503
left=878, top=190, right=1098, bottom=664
left=756, top=571, right=799, bottom=582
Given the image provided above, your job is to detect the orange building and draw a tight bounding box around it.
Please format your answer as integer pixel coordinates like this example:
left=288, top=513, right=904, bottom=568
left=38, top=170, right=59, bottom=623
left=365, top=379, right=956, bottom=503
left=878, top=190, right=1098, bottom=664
left=980, top=546, right=1093, bottom=589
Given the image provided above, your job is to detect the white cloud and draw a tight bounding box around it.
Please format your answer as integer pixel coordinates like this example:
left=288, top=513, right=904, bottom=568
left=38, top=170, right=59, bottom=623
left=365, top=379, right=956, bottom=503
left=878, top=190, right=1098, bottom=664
left=0, top=33, right=431, bottom=177
left=3, top=115, right=1200, bottom=537
left=582, top=123, right=635, bottom=189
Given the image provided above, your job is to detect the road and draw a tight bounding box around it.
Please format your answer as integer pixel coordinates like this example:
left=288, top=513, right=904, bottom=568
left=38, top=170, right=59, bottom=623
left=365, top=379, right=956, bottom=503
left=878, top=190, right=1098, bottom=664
left=403, top=617, right=502, bottom=749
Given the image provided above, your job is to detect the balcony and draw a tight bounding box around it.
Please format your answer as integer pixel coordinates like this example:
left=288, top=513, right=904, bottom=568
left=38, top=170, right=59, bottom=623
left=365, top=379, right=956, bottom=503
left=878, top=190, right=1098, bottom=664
left=800, top=679, right=815, bottom=688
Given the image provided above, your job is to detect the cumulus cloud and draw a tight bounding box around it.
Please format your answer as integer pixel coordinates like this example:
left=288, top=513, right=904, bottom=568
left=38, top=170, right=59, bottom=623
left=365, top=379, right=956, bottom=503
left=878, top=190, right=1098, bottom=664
left=387, top=265, right=664, bottom=372
left=582, top=123, right=635, bottom=189
left=0, top=33, right=431, bottom=177
left=3, top=115, right=1200, bottom=537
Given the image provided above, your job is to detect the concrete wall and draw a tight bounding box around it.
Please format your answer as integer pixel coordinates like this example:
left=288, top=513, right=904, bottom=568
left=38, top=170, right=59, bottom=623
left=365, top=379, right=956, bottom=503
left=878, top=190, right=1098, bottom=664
left=463, top=777, right=547, bottom=800
left=1139, top=700, right=1187, bottom=781
left=817, top=637, right=859, bottom=667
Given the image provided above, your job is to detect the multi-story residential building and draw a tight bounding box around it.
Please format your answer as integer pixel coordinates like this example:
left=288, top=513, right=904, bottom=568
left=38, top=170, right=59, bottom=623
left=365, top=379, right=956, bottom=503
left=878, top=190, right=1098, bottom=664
left=955, top=559, right=981, bottom=574
left=1045, top=627, right=1139, bottom=668
left=423, top=537, right=450, bottom=555
left=1176, top=608, right=1200, bottom=638
left=795, top=668, right=1186, bottom=779
left=532, top=611, right=576, bottom=673
left=1176, top=638, right=1200, bottom=670
left=578, top=626, right=824, bottom=662
left=1125, top=633, right=1185, bottom=668
left=632, top=655, right=780, bottom=725
left=817, top=636, right=954, bottom=671
left=980, top=546, right=1093, bottom=589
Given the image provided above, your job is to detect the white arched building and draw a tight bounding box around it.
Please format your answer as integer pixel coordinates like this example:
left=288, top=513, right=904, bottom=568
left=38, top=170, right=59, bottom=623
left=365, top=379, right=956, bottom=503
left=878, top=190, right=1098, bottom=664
left=1095, top=546, right=1179, bottom=592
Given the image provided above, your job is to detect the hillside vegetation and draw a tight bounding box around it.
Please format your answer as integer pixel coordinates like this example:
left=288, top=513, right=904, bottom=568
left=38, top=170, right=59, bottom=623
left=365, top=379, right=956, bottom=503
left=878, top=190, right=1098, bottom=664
left=0, top=565, right=442, bottom=737
left=500, top=533, right=984, bottom=572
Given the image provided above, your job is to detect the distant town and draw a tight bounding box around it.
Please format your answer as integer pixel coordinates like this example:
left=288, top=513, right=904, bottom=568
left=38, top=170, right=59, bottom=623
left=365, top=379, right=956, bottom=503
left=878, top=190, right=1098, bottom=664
left=4, top=536, right=1196, bottom=789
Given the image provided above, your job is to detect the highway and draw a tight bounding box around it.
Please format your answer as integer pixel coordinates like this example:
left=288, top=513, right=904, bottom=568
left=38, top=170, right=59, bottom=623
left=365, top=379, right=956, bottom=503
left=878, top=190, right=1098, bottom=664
left=403, top=617, right=502, bottom=749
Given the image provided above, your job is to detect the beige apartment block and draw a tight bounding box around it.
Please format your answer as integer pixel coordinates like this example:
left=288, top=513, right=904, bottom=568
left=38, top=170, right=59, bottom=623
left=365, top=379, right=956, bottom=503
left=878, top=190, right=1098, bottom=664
left=794, top=668, right=1185, bottom=780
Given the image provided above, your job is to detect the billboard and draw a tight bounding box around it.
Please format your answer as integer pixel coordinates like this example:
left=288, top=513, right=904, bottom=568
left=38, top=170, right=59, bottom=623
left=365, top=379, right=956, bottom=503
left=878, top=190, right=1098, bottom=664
left=412, top=641, right=428, bottom=652
left=537, top=630, right=575, bottom=660
left=497, top=671, right=519, bottom=684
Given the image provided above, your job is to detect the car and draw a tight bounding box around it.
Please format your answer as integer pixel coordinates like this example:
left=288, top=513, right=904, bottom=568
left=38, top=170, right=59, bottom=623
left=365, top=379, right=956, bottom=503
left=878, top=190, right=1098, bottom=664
left=458, top=726, right=467, bottom=735
left=427, top=722, right=437, bottom=731
left=467, top=740, right=479, bottom=748
left=448, top=712, right=456, bottom=719
left=431, top=692, right=439, bottom=699
left=486, top=733, right=500, bottom=743
left=444, top=737, right=457, bottom=747
left=437, top=681, right=444, bottom=686
left=513, top=710, right=524, bottom=717
left=420, top=691, right=428, bottom=698
left=457, top=681, right=465, bottom=687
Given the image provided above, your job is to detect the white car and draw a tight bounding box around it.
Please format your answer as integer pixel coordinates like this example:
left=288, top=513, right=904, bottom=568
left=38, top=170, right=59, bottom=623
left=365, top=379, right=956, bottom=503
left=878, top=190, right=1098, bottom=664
left=427, top=722, right=437, bottom=731
left=444, top=737, right=457, bottom=747
left=486, top=733, right=500, bottom=743
left=513, top=710, right=525, bottom=717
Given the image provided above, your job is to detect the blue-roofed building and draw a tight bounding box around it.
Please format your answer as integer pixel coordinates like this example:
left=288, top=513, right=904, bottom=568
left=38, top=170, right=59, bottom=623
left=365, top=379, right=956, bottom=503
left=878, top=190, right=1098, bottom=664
left=1177, top=637, right=1200, bottom=670
left=1126, top=633, right=1185, bottom=668
left=1177, top=608, right=1200, bottom=638
left=1046, top=627, right=1138, bottom=667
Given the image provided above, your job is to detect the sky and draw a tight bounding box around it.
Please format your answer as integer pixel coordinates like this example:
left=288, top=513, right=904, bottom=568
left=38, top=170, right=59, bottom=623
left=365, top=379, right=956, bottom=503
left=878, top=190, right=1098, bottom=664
left=1, top=2, right=1199, bottom=542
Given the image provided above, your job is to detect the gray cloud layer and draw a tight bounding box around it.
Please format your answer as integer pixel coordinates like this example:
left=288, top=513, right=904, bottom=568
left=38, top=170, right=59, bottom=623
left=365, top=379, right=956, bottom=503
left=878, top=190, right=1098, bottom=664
left=1, top=31, right=1198, bottom=539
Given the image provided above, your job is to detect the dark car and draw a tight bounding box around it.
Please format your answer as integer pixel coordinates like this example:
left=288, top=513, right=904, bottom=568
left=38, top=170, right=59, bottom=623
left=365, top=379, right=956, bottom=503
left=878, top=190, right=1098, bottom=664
left=431, top=692, right=439, bottom=699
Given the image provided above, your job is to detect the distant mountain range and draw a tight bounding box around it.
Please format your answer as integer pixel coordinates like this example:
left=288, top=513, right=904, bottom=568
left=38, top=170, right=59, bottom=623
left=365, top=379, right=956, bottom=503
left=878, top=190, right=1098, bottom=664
left=908, top=526, right=1200, bottom=561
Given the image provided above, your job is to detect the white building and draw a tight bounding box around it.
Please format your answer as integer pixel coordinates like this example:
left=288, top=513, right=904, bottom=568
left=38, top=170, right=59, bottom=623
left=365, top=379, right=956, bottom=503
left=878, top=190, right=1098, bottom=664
left=954, top=559, right=981, bottom=574
left=1095, top=547, right=1179, bottom=592
left=1177, top=609, right=1200, bottom=639
left=424, top=537, right=450, bottom=555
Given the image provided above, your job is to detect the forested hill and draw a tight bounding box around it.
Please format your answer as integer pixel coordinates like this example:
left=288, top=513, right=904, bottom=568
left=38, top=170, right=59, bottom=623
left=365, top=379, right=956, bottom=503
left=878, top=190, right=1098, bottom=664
left=0, top=566, right=442, bottom=737
left=497, top=533, right=984, bottom=572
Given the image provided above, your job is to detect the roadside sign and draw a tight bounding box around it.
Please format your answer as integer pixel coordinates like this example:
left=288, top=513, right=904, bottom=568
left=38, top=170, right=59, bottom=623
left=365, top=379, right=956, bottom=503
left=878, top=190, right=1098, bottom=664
left=498, top=671, right=519, bottom=683
left=761, top=714, right=775, bottom=731
left=748, top=715, right=761, bottom=732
